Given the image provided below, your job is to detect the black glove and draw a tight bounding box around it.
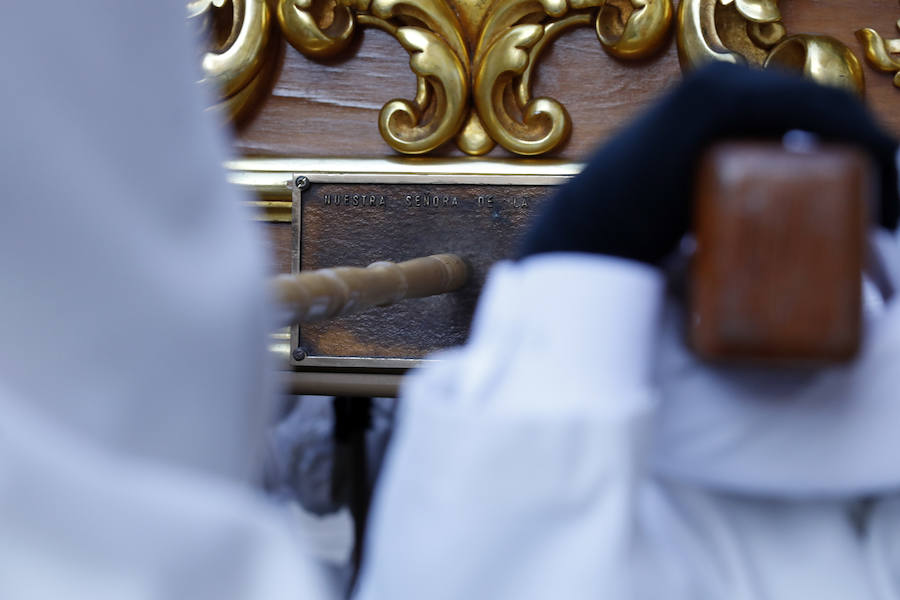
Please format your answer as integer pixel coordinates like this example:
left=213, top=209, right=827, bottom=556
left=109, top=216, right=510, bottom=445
left=519, top=63, right=899, bottom=264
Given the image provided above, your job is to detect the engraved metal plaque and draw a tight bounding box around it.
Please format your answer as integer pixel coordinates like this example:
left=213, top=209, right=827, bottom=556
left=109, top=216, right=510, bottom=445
left=289, top=171, right=568, bottom=372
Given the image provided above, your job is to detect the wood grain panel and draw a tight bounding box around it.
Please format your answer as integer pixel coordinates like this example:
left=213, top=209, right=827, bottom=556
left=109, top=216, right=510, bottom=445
left=530, top=27, right=682, bottom=159
left=232, top=1, right=899, bottom=160
left=235, top=29, right=418, bottom=158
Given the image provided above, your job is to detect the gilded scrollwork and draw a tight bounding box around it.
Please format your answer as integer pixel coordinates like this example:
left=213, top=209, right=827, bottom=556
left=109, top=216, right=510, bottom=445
left=596, top=0, right=674, bottom=59
left=276, top=0, right=356, bottom=58
left=857, top=6, right=900, bottom=89
left=261, top=0, right=676, bottom=155
left=765, top=35, right=864, bottom=96
left=473, top=22, right=572, bottom=156
left=474, top=0, right=569, bottom=62
left=677, top=0, right=746, bottom=68
left=370, top=22, right=469, bottom=154
left=472, top=0, right=673, bottom=155
left=275, top=0, right=469, bottom=154
left=677, top=0, right=865, bottom=96
left=192, top=0, right=896, bottom=155
left=365, top=0, right=469, bottom=67
left=727, top=0, right=779, bottom=24
left=190, top=0, right=276, bottom=121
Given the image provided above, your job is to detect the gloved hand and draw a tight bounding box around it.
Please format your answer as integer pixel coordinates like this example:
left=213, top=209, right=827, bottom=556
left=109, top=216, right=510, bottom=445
left=519, top=62, right=900, bottom=264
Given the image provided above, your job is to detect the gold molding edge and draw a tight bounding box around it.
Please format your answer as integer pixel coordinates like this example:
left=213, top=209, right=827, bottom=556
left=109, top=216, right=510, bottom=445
left=232, top=156, right=583, bottom=221
left=231, top=155, right=583, bottom=192
left=270, top=331, right=406, bottom=396
left=248, top=200, right=293, bottom=222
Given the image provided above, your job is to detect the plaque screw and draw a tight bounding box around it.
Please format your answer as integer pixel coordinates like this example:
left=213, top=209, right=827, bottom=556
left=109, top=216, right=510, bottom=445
left=292, top=347, right=307, bottom=362
left=294, top=175, right=310, bottom=191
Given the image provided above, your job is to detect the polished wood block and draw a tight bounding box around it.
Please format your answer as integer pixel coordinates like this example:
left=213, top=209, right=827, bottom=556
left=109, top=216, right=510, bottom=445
left=691, top=142, right=870, bottom=363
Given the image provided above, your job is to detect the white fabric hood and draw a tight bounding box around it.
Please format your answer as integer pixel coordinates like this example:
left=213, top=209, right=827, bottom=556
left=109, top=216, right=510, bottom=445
left=0, top=5, right=330, bottom=599
left=0, top=2, right=274, bottom=482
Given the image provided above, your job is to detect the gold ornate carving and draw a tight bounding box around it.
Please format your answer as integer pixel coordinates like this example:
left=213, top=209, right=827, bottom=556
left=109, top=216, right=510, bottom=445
left=471, top=0, right=673, bottom=155
left=473, top=20, right=574, bottom=156
left=276, top=0, right=469, bottom=154
left=765, top=35, right=864, bottom=96
left=361, top=15, right=469, bottom=155
left=194, top=1, right=896, bottom=154
left=677, top=0, right=864, bottom=96
left=857, top=4, right=900, bottom=89
left=204, top=0, right=676, bottom=155
left=596, top=0, right=674, bottom=59
left=276, top=0, right=356, bottom=58
left=190, top=0, right=277, bottom=120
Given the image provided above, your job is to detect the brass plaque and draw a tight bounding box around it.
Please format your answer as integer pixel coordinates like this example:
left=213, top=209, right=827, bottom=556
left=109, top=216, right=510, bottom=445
left=290, top=176, right=560, bottom=370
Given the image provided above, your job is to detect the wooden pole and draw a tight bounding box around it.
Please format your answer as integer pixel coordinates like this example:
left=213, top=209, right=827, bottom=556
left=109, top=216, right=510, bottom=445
left=273, top=253, right=468, bottom=325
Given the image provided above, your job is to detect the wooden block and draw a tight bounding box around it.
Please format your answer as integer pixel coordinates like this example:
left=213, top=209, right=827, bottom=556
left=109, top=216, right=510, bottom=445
left=690, top=141, right=872, bottom=363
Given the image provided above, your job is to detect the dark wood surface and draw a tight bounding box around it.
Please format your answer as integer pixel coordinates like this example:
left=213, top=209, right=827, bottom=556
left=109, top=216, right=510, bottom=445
left=261, top=222, right=292, bottom=274
left=233, top=0, right=900, bottom=161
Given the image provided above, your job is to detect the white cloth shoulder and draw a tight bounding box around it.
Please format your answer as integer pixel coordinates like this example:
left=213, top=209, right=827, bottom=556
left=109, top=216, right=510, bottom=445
left=357, top=249, right=900, bottom=599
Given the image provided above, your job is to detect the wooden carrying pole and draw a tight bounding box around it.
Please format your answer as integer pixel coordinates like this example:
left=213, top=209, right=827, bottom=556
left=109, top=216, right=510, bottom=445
left=273, top=253, right=468, bottom=325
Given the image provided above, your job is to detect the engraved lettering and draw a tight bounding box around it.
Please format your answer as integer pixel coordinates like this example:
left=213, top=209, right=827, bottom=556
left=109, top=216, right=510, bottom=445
left=325, top=191, right=524, bottom=211
left=402, top=193, right=461, bottom=209
left=322, top=192, right=386, bottom=208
